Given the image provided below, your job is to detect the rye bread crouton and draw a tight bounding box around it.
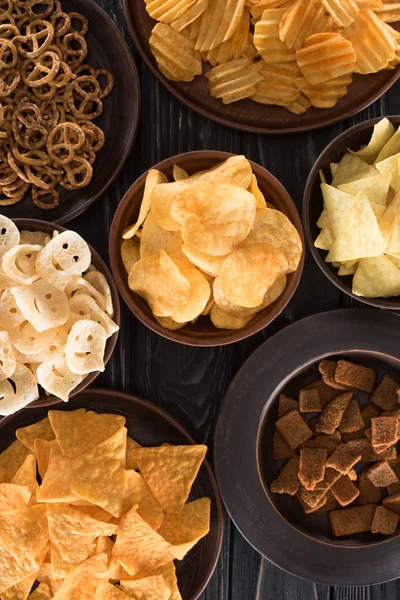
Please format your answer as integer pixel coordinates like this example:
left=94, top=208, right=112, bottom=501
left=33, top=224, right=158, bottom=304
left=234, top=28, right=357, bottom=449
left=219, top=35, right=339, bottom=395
left=358, top=470, right=381, bottom=505
left=361, top=403, right=381, bottom=428
left=367, top=461, right=398, bottom=488
left=273, top=429, right=296, bottom=460
left=371, top=375, right=399, bottom=411
left=329, top=504, right=375, bottom=537
left=339, top=399, right=364, bottom=433
left=315, top=392, right=353, bottom=435
left=301, top=431, right=341, bottom=454
left=383, top=492, right=400, bottom=515
left=334, top=360, right=377, bottom=393
left=314, top=467, right=342, bottom=491
left=299, top=485, right=327, bottom=508
left=299, top=447, right=327, bottom=491
left=331, top=475, right=360, bottom=506
left=347, top=438, right=397, bottom=463
left=297, top=492, right=327, bottom=514
left=276, top=410, right=313, bottom=449
left=370, top=505, right=399, bottom=535
left=326, top=443, right=361, bottom=475
left=303, top=379, right=339, bottom=407
left=278, top=394, right=299, bottom=417
left=371, top=416, right=398, bottom=450
left=299, top=388, right=321, bottom=413
left=318, top=360, right=354, bottom=391
left=270, top=455, right=300, bottom=495
left=314, top=490, right=339, bottom=514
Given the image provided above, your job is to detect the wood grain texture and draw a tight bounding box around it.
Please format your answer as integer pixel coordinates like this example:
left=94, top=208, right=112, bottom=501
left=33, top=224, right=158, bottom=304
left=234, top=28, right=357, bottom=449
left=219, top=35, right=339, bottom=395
left=68, top=1, right=400, bottom=596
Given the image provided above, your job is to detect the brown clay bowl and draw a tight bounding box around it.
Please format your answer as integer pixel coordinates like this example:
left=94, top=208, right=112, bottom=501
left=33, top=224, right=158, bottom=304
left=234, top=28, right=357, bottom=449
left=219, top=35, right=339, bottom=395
left=109, top=150, right=304, bottom=347
left=11, top=218, right=120, bottom=408
left=303, top=115, right=400, bottom=310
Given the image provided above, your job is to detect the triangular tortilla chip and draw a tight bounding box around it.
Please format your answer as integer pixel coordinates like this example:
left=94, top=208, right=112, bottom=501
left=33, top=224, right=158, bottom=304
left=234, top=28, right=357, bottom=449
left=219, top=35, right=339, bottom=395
left=47, top=503, right=118, bottom=577
left=112, top=507, right=173, bottom=576
left=326, top=193, right=386, bottom=262
left=2, top=544, right=49, bottom=600
left=94, top=581, right=131, bottom=600
left=48, top=409, right=125, bottom=459
left=16, top=418, right=55, bottom=453
left=119, top=576, right=171, bottom=600
left=376, top=153, right=400, bottom=191
left=74, top=504, right=113, bottom=523
left=0, top=483, right=31, bottom=510
left=28, top=583, right=52, bottom=599
left=34, top=439, right=51, bottom=482
left=353, top=255, right=400, bottom=297
left=126, top=437, right=142, bottom=471
left=321, top=184, right=354, bottom=237
left=0, top=440, right=31, bottom=484
left=121, top=470, right=164, bottom=530
left=71, top=428, right=127, bottom=517
left=94, top=537, right=123, bottom=581
left=37, top=440, right=79, bottom=503
left=375, top=125, right=400, bottom=164
left=11, top=454, right=38, bottom=503
left=158, top=497, right=211, bottom=560
left=338, top=173, right=391, bottom=206
left=331, top=153, right=378, bottom=186
left=36, top=562, right=63, bottom=596
left=132, top=445, right=207, bottom=513
left=379, top=192, right=400, bottom=242
left=51, top=554, right=109, bottom=600
left=348, top=118, right=395, bottom=163
left=151, top=562, right=182, bottom=600
left=315, top=226, right=333, bottom=251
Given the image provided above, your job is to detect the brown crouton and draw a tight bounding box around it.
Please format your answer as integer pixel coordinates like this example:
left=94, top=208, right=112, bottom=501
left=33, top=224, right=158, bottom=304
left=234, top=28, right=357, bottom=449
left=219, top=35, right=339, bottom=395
left=371, top=416, right=398, bottom=450
left=339, top=399, right=364, bottom=433
left=278, top=394, right=299, bottom=417
left=361, top=403, right=381, bottom=428
left=299, top=485, right=327, bottom=508
left=303, top=379, right=339, bottom=407
left=270, top=455, right=300, bottom=495
left=329, top=504, right=376, bottom=537
left=383, top=492, right=400, bottom=515
left=370, top=505, right=399, bottom=535
left=315, top=467, right=342, bottom=491
left=314, top=490, right=339, bottom=514
left=299, top=388, right=321, bottom=413
left=347, top=438, right=397, bottom=463
left=315, top=392, right=353, bottom=435
left=276, top=410, right=313, bottom=449
left=364, top=428, right=372, bottom=440
left=358, top=470, right=381, bottom=505
left=326, top=443, right=361, bottom=475
left=308, top=417, right=319, bottom=432
left=341, top=431, right=365, bottom=442
left=371, top=375, right=399, bottom=411
left=299, top=447, right=327, bottom=491
left=388, top=481, right=400, bottom=495
left=348, top=468, right=357, bottom=481
left=367, top=461, right=398, bottom=488
left=319, top=360, right=354, bottom=391
left=334, top=360, right=377, bottom=393
left=297, top=492, right=327, bottom=514
left=273, top=429, right=295, bottom=460
left=331, top=475, right=360, bottom=506
left=301, top=431, right=341, bottom=454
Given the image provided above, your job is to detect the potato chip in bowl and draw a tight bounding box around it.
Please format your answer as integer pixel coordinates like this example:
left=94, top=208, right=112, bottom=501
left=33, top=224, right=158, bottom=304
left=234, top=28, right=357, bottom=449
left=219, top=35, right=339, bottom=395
left=0, top=217, right=119, bottom=415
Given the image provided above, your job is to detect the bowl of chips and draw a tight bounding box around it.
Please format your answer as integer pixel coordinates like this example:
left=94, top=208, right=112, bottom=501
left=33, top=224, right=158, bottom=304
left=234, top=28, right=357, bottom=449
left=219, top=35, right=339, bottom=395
left=0, top=216, right=120, bottom=414
left=303, top=116, right=400, bottom=309
left=109, top=151, right=304, bottom=346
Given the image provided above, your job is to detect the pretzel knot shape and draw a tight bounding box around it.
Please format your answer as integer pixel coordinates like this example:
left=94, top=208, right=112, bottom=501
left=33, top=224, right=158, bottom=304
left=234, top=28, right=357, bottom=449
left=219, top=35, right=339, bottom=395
left=21, top=50, right=60, bottom=87
left=47, top=121, right=85, bottom=164
left=0, top=24, right=19, bottom=38
left=16, top=19, right=54, bottom=58
left=0, top=39, right=18, bottom=70
left=64, top=154, right=92, bottom=188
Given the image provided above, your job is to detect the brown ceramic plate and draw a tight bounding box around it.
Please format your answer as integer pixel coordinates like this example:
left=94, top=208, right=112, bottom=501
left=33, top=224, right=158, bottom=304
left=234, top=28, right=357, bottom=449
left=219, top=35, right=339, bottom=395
left=12, top=218, right=120, bottom=408
left=0, top=387, right=224, bottom=600
left=303, top=115, right=400, bottom=310
left=2, top=0, right=140, bottom=224
left=123, top=0, right=399, bottom=134
left=214, top=309, right=400, bottom=585
left=109, top=150, right=304, bottom=347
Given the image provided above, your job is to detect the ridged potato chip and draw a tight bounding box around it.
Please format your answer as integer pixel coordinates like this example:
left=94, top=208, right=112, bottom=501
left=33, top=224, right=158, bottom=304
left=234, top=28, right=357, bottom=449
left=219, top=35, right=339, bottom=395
left=36, top=352, right=84, bottom=403
left=279, top=0, right=334, bottom=50
left=149, top=23, right=202, bottom=81
left=171, top=0, right=208, bottom=31
left=286, top=93, right=311, bottom=114
left=194, top=0, right=245, bottom=52
left=296, top=73, right=352, bottom=108
left=254, top=8, right=296, bottom=62
left=296, top=32, right=356, bottom=85
left=321, top=0, right=359, bottom=27
left=206, top=57, right=264, bottom=103
left=2, top=244, right=42, bottom=285
left=0, top=216, right=19, bottom=262
left=123, top=170, right=168, bottom=240
left=68, top=295, right=119, bottom=339
left=251, top=62, right=301, bottom=106
left=0, top=331, right=16, bottom=381
left=11, top=281, right=69, bottom=332
left=0, top=362, right=39, bottom=416
left=202, top=9, right=250, bottom=66
left=145, top=0, right=196, bottom=22
left=375, top=3, right=400, bottom=23
left=65, top=320, right=107, bottom=375
left=140, top=212, right=185, bottom=260
left=356, top=0, right=381, bottom=7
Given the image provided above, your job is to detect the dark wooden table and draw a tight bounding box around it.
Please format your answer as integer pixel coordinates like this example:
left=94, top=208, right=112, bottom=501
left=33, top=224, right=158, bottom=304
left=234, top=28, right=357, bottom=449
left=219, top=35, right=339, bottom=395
left=70, top=1, right=400, bottom=596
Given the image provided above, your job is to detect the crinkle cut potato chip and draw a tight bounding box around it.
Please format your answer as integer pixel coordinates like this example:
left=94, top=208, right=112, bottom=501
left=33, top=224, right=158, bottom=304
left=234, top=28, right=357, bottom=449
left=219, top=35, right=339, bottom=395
left=296, top=32, right=356, bottom=85
left=279, top=0, right=334, bottom=51
left=171, top=0, right=208, bottom=32
left=195, top=0, right=245, bottom=52
left=321, top=0, right=359, bottom=27
left=206, top=57, right=264, bottom=104
left=149, top=23, right=202, bottom=82
left=254, top=8, right=296, bottom=63
left=296, top=73, right=353, bottom=109
left=202, top=8, right=250, bottom=66
left=251, top=62, right=301, bottom=108
left=145, top=0, right=197, bottom=23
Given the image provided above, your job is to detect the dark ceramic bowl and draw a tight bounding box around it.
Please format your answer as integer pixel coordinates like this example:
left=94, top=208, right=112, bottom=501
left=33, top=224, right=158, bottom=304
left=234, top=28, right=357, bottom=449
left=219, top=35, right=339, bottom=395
left=109, top=150, right=304, bottom=347
left=12, top=218, right=120, bottom=408
left=303, top=116, right=400, bottom=310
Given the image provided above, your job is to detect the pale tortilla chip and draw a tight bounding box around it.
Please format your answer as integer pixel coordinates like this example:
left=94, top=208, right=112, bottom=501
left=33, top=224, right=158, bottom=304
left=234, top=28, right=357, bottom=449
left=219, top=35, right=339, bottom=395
left=353, top=255, right=400, bottom=297
left=338, top=173, right=391, bottom=206
left=348, top=117, right=395, bottom=163
left=331, top=153, right=378, bottom=186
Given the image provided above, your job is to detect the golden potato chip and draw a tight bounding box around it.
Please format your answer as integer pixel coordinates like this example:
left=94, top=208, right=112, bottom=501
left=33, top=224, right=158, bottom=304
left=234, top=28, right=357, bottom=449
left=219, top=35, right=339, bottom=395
left=210, top=304, right=253, bottom=329
left=248, top=174, right=267, bottom=209
left=0, top=331, right=16, bottom=381
left=0, top=363, right=39, bottom=416
left=286, top=92, right=311, bottom=114
left=132, top=444, right=207, bottom=513
left=95, top=582, right=130, bottom=600
left=320, top=0, right=359, bottom=27
left=149, top=23, right=202, bottom=82
left=37, top=440, right=78, bottom=503
left=123, top=171, right=168, bottom=241
left=2, top=244, right=41, bottom=286
left=348, top=117, right=395, bottom=163
left=213, top=275, right=286, bottom=319
left=36, top=352, right=84, bottom=403
left=202, top=9, right=250, bottom=66
left=28, top=583, right=52, bottom=600
left=16, top=418, right=55, bottom=454
left=119, top=576, right=171, bottom=600
left=243, top=207, right=302, bottom=272
left=172, top=165, right=189, bottom=181
left=376, top=4, right=400, bottom=24
left=182, top=244, right=227, bottom=276
left=150, top=181, right=185, bottom=231
left=356, top=0, right=381, bottom=6
left=145, top=0, right=196, bottom=22
left=51, top=554, right=109, bottom=600
left=71, top=427, right=127, bottom=518
left=0, top=216, right=20, bottom=262
left=279, top=0, right=334, bottom=50
left=0, top=483, right=31, bottom=510
left=140, top=212, right=184, bottom=261
left=338, top=173, right=391, bottom=205
left=0, top=439, right=31, bottom=484
left=376, top=153, right=400, bottom=191
left=11, top=454, right=38, bottom=503
left=155, top=316, right=188, bottom=330
left=65, top=320, right=107, bottom=375
left=34, top=438, right=51, bottom=481
left=296, top=32, right=356, bottom=85
left=353, top=255, right=400, bottom=297
left=171, top=0, right=208, bottom=31
left=128, top=250, right=191, bottom=317
left=112, top=507, right=173, bottom=576
left=241, top=32, right=259, bottom=60
left=69, top=294, right=119, bottom=339
left=254, top=8, right=296, bottom=63
left=11, top=281, right=69, bottom=332
left=296, top=73, right=352, bottom=108
left=206, top=57, right=264, bottom=104
left=251, top=62, right=301, bottom=106
left=167, top=258, right=211, bottom=322
left=158, top=497, right=210, bottom=559
left=120, top=238, right=141, bottom=274
left=341, top=10, right=396, bottom=74
left=183, top=155, right=252, bottom=188
left=194, top=0, right=245, bottom=52
left=331, top=153, right=378, bottom=186
left=121, top=470, right=164, bottom=530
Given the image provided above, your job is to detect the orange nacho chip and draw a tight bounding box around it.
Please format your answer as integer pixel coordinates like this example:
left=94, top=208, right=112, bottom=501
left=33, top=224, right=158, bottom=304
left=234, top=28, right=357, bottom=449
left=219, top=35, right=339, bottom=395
left=28, top=583, right=52, bottom=599
left=158, top=497, right=211, bottom=559
left=51, top=554, right=109, bottom=600
left=0, top=483, right=31, bottom=510
left=119, top=575, right=171, bottom=600
left=11, top=454, right=38, bottom=503
left=121, top=470, right=164, bottom=530
left=0, top=439, right=31, bottom=484
left=34, top=439, right=51, bottom=482
left=94, top=582, right=131, bottom=600
left=16, top=418, right=55, bottom=453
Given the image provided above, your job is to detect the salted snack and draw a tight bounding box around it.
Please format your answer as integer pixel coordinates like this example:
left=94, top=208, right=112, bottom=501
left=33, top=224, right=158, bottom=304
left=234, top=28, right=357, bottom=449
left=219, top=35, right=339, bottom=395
left=0, top=409, right=210, bottom=598
left=314, top=117, right=400, bottom=298
left=0, top=216, right=119, bottom=415
left=0, top=0, right=114, bottom=209
left=144, top=0, right=400, bottom=114
left=120, top=155, right=302, bottom=331
left=270, top=358, right=400, bottom=537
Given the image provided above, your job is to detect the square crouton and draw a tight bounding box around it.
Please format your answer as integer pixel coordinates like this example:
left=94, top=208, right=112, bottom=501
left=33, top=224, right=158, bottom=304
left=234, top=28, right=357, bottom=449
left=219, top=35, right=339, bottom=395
left=278, top=394, right=299, bottom=417
left=371, top=375, right=399, bottom=411
left=341, top=431, right=365, bottom=442
left=331, top=475, right=360, bottom=506
left=388, top=481, right=400, bottom=495
left=326, top=443, right=361, bottom=475
left=315, top=467, right=342, bottom=492
left=299, top=447, right=327, bottom=490
left=299, top=388, right=321, bottom=413
left=297, top=492, right=327, bottom=514
left=315, top=392, right=353, bottom=435
left=361, top=403, right=381, bottom=428
left=370, top=505, right=399, bottom=535
left=303, top=379, right=339, bottom=407
left=302, top=432, right=341, bottom=454
left=273, top=429, right=295, bottom=461
left=367, top=461, right=398, bottom=488
left=299, top=485, right=327, bottom=508
left=347, top=438, right=397, bottom=463
left=329, top=504, right=376, bottom=537
left=275, top=410, right=312, bottom=449
left=319, top=359, right=353, bottom=391
left=339, top=399, right=364, bottom=433
left=371, top=416, right=398, bottom=450
left=348, top=468, right=357, bottom=481
left=358, top=470, right=381, bottom=505
left=270, top=455, right=300, bottom=495
left=383, top=492, right=400, bottom=515
left=314, top=490, right=339, bottom=514
left=334, top=360, right=377, bottom=393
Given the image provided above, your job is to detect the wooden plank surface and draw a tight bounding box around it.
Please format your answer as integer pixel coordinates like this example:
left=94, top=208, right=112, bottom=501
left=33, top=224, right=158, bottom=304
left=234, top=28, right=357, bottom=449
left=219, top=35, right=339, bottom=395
left=69, top=1, right=400, bottom=596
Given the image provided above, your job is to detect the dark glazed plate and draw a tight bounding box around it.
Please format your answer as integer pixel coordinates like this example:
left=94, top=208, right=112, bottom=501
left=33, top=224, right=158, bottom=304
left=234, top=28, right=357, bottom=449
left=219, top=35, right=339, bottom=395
left=2, top=0, right=140, bottom=224
left=1, top=387, right=224, bottom=600
left=123, top=0, right=399, bottom=134
left=214, top=309, right=400, bottom=585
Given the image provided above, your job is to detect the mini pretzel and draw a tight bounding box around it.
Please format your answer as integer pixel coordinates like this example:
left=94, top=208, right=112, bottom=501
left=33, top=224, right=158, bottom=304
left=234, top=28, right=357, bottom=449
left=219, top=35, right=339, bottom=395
left=68, top=12, right=88, bottom=35
left=47, top=121, right=84, bottom=164
left=0, top=38, right=18, bottom=69
left=25, top=0, right=55, bottom=20
left=7, top=150, right=31, bottom=183
left=61, top=31, right=86, bottom=68
left=0, top=0, right=12, bottom=16
left=0, top=23, right=19, bottom=38
left=11, top=144, right=50, bottom=165
left=32, top=185, right=59, bottom=209
left=64, top=154, right=92, bottom=188
left=0, top=69, right=20, bottom=95
left=81, top=122, right=104, bottom=152
left=15, top=19, right=54, bottom=58
left=51, top=10, right=69, bottom=36
left=21, top=50, right=60, bottom=87
left=40, top=98, right=59, bottom=129
left=25, top=164, right=56, bottom=188
left=94, top=69, right=114, bottom=99
left=13, top=102, right=42, bottom=128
